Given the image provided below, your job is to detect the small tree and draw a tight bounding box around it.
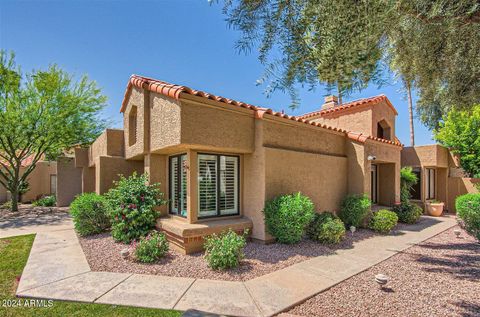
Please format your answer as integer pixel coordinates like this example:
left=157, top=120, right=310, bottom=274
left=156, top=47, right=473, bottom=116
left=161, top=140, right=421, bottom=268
left=0, top=51, right=106, bottom=211
left=435, top=105, right=480, bottom=178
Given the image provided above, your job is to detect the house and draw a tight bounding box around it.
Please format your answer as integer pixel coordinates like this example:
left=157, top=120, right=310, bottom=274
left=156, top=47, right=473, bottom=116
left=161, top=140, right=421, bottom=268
left=67, top=75, right=406, bottom=253
left=0, top=155, right=57, bottom=204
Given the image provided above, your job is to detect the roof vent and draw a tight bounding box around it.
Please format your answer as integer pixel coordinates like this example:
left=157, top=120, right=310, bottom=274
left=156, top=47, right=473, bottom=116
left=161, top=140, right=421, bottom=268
left=322, top=95, right=338, bottom=110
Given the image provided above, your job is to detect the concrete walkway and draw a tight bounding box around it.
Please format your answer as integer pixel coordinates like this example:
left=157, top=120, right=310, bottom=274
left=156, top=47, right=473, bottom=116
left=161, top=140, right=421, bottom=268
left=0, top=212, right=73, bottom=238
left=15, top=216, right=457, bottom=317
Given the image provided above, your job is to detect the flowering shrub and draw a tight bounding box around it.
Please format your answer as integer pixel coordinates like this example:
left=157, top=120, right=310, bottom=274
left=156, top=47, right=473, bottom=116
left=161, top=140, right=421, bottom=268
left=134, top=231, right=169, bottom=263
left=70, top=193, right=110, bottom=236
left=106, top=173, right=166, bottom=243
left=369, top=209, right=398, bottom=234
left=263, top=193, right=315, bottom=244
left=307, top=212, right=346, bottom=244
left=204, top=229, right=248, bottom=270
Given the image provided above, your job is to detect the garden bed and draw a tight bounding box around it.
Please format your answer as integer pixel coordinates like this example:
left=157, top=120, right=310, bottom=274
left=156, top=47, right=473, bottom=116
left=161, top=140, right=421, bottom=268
left=79, top=226, right=386, bottom=282
left=286, top=225, right=480, bottom=317
left=0, top=204, right=68, bottom=221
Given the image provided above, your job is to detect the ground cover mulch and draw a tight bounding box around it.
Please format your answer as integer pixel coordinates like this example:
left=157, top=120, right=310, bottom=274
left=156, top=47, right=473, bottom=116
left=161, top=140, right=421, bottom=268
left=286, top=225, right=480, bottom=317
left=79, top=226, right=380, bottom=282
left=0, top=204, right=68, bottom=221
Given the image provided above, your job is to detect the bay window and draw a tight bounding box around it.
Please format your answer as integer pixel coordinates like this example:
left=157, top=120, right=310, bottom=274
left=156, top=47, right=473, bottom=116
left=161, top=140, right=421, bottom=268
left=198, top=154, right=239, bottom=218
left=169, top=154, right=187, bottom=217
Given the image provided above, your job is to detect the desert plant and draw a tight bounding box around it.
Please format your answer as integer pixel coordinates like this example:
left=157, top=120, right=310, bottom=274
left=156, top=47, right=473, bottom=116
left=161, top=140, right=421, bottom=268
left=456, top=193, right=480, bottom=240
left=1, top=200, right=12, bottom=210
left=393, top=202, right=423, bottom=224
left=32, top=195, right=56, bottom=207
left=204, top=229, right=248, bottom=270
left=338, top=194, right=371, bottom=228
left=400, top=167, right=418, bottom=203
left=106, top=173, right=166, bottom=243
left=369, top=209, right=398, bottom=234
left=134, top=231, right=169, bottom=263
left=70, top=193, right=111, bottom=236
left=307, top=212, right=346, bottom=244
left=263, top=193, right=315, bottom=244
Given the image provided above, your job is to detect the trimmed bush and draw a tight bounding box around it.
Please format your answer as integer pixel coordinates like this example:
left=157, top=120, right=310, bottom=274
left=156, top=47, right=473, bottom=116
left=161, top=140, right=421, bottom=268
left=307, top=212, right=346, bottom=244
left=369, top=209, right=398, bottom=234
left=32, top=195, right=56, bottom=207
left=204, top=229, right=248, bottom=270
left=70, top=193, right=111, bottom=236
left=393, top=202, right=423, bottom=224
left=338, top=194, right=371, bottom=228
left=263, top=193, right=315, bottom=244
left=106, top=173, right=166, bottom=243
left=134, top=231, right=169, bottom=263
left=456, top=193, right=480, bottom=240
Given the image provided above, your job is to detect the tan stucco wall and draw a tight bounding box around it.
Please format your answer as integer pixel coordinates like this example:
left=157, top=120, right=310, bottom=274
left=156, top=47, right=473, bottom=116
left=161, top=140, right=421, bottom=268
left=144, top=153, right=168, bottom=216
left=346, top=140, right=367, bottom=195
left=89, top=129, right=125, bottom=167
left=21, top=161, right=57, bottom=202
left=371, top=102, right=396, bottom=141
left=74, top=148, right=89, bottom=168
left=447, top=178, right=479, bottom=213
left=178, top=97, right=255, bottom=154
left=401, top=145, right=448, bottom=168
left=149, top=92, right=182, bottom=152
left=82, top=166, right=96, bottom=193
left=124, top=86, right=146, bottom=159
left=57, top=157, right=82, bottom=207
left=95, top=156, right=144, bottom=194
left=311, top=107, right=373, bottom=136
left=264, top=147, right=348, bottom=213
left=378, top=163, right=397, bottom=205
left=0, top=181, right=7, bottom=203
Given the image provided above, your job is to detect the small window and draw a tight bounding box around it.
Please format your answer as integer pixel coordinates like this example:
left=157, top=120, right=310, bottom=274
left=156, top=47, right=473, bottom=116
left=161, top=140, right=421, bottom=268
left=426, top=168, right=436, bottom=200
left=169, top=154, right=187, bottom=217
left=50, top=175, right=57, bottom=195
left=128, top=106, right=138, bottom=146
left=377, top=120, right=392, bottom=140
left=198, top=154, right=239, bottom=218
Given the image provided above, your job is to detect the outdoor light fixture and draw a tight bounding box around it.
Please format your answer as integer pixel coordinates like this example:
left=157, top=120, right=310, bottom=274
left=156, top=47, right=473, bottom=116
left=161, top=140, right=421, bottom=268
left=454, top=229, right=461, bottom=238
left=375, top=274, right=389, bottom=289
left=350, top=226, right=356, bottom=235
left=120, top=248, right=129, bottom=259
left=367, top=155, right=377, bottom=161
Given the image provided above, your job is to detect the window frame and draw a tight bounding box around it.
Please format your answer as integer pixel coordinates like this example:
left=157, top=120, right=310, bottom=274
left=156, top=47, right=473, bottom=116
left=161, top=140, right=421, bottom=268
left=168, top=153, right=187, bottom=218
left=50, top=174, right=57, bottom=195
left=426, top=168, right=436, bottom=200
left=197, top=152, right=240, bottom=219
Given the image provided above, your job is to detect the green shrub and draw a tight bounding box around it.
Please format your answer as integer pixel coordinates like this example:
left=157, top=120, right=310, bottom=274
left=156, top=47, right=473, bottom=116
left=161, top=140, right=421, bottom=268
left=456, top=193, right=480, bottom=240
left=1, top=200, right=12, bottom=210
left=307, top=212, right=346, bottom=244
left=134, top=231, right=169, bottom=263
left=400, top=167, right=418, bottom=203
left=263, top=193, right=315, bottom=244
left=70, top=193, right=111, bottom=236
left=106, top=173, right=166, bottom=243
left=369, top=209, right=398, bottom=233
left=204, top=229, right=248, bottom=270
left=393, top=202, right=423, bottom=224
left=338, top=194, right=371, bottom=228
left=32, top=195, right=56, bottom=207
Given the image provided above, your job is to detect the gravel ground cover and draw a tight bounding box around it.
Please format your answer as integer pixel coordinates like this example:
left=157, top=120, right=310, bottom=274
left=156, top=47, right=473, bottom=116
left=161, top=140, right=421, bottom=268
left=80, top=226, right=380, bottom=281
left=287, top=226, right=480, bottom=317
left=0, top=204, right=68, bottom=220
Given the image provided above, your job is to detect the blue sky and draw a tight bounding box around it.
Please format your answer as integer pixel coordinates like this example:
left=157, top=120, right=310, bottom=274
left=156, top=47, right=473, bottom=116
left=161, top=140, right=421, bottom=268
left=0, top=0, right=435, bottom=145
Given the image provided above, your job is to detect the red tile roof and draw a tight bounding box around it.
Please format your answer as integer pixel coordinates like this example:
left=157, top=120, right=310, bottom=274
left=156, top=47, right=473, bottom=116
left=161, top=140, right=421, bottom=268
left=0, top=154, right=36, bottom=168
left=299, top=95, right=398, bottom=119
left=120, top=75, right=402, bottom=147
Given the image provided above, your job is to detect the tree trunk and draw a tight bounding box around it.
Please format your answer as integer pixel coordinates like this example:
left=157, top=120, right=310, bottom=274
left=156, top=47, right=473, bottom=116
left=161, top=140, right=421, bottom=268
left=407, top=83, right=415, bottom=146
left=337, top=82, right=343, bottom=105
left=11, top=189, right=19, bottom=212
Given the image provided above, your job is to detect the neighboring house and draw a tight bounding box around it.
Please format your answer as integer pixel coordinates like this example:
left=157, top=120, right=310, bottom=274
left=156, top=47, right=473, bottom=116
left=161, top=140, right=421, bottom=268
left=401, top=145, right=479, bottom=213
left=0, top=155, right=57, bottom=204
left=68, top=75, right=405, bottom=253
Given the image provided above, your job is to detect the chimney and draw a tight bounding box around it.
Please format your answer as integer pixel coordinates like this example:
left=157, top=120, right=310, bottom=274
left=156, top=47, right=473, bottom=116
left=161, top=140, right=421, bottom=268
left=322, top=95, right=338, bottom=110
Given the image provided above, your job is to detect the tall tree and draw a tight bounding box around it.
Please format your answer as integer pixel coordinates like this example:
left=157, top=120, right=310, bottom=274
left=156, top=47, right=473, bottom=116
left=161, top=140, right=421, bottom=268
left=0, top=51, right=107, bottom=211
left=220, top=0, right=480, bottom=129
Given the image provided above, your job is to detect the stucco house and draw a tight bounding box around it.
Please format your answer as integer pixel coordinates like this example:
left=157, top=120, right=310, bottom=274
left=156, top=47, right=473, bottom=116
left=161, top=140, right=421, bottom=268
left=0, top=155, right=57, bottom=204
left=61, top=74, right=477, bottom=253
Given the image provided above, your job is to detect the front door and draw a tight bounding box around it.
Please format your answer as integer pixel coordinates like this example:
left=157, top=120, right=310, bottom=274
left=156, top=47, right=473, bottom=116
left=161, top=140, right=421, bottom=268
left=371, top=164, right=378, bottom=204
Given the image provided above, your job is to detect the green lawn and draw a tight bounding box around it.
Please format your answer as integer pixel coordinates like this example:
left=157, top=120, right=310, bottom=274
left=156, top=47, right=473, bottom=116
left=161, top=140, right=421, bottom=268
left=0, top=234, right=182, bottom=317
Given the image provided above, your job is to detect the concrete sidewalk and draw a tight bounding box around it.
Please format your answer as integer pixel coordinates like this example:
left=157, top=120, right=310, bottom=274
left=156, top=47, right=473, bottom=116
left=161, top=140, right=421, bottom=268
left=16, top=216, right=457, bottom=317
left=0, top=212, right=73, bottom=238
